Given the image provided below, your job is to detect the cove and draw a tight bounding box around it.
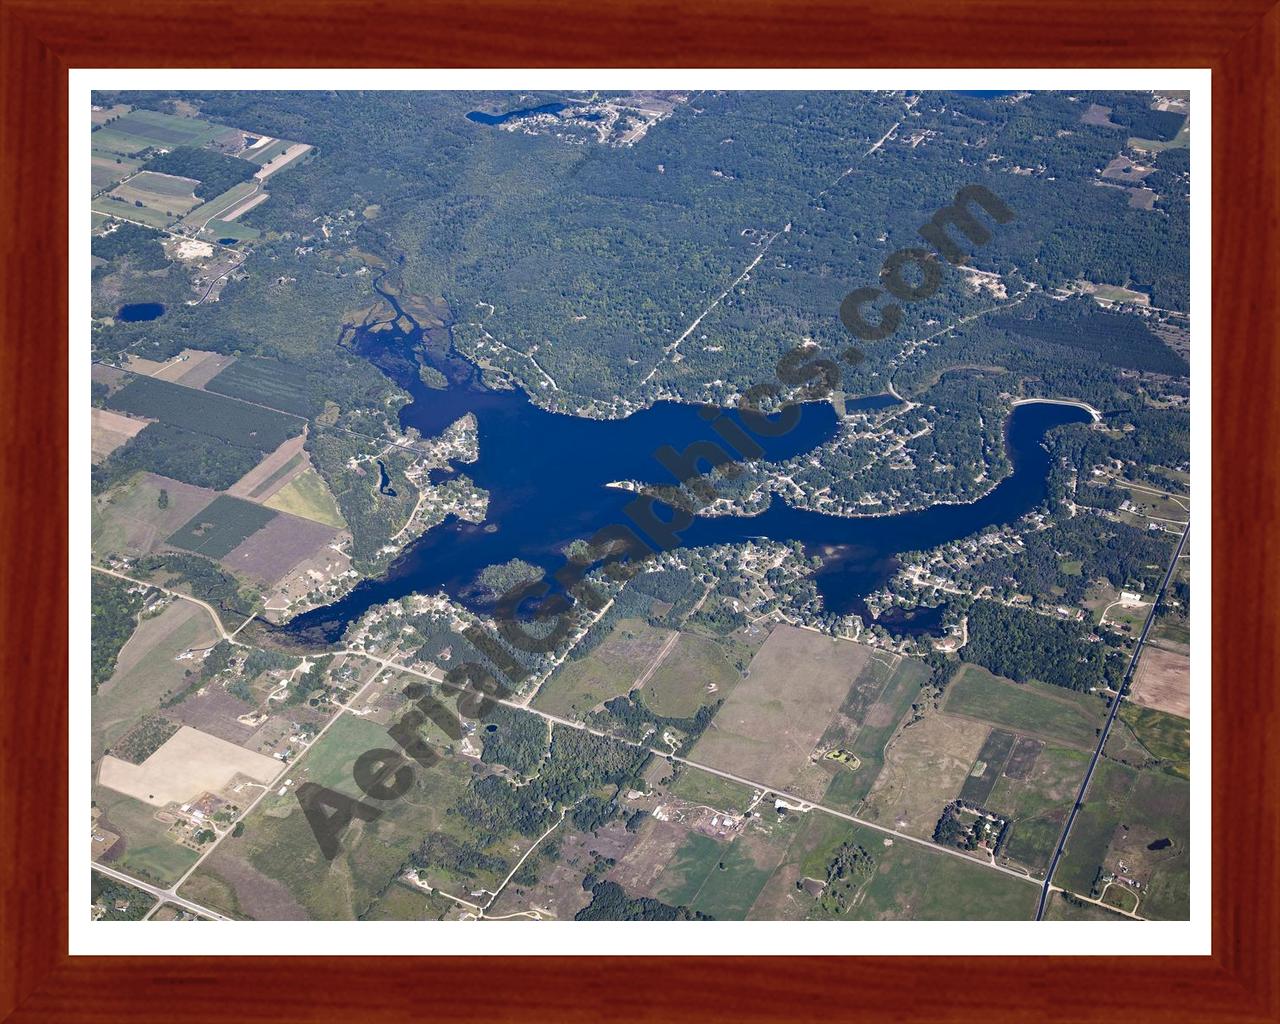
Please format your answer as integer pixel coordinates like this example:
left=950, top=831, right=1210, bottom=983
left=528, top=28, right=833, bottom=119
left=283, top=284, right=1089, bottom=644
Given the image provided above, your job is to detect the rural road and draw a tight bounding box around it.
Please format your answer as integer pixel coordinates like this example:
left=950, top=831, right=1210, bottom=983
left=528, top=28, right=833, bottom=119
left=1034, top=517, right=1191, bottom=920
left=92, top=863, right=230, bottom=922
left=91, top=564, right=237, bottom=642
left=354, top=650, right=1043, bottom=890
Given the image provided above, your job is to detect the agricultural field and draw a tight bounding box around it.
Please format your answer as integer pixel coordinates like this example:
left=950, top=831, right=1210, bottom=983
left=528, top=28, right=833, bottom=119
left=241, top=137, right=294, bottom=165
left=989, top=743, right=1091, bottom=876
left=262, top=468, right=347, bottom=529
left=669, top=765, right=757, bottom=813
left=688, top=625, right=876, bottom=799
left=639, top=801, right=1046, bottom=921
left=363, top=880, right=459, bottom=921
left=92, top=194, right=174, bottom=230
left=943, top=664, right=1107, bottom=750
left=104, top=374, right=304, bottom=452
left=91, top=108, right=236, bottom=156
left=179, top=715, right=529, bottom=920
left=92, top=472, right=218, bottom=559
left=151, top=349, right=237, bottom=389
left=533, top=618, right=674, bottom=719
left=92, top=408, right=150, bottom=462
left=647, top=814, right=799, bottom=919
left=179, top=182, right=259, bottom=233
left=1107, top=703, right=1191, bottom=780
left=204, top=356, right=321, bottom=417
left=92, top=784, right=201, bottom=887
left=252, top=142, right=313, bottom=179
left=227, top=435, right=309, bottom=501
left=203, top=217, right=261, bottom=242
left=1043, top=890, right=1133, bottom=921
left=107, top=171, right=202, bottom=225
left=958, top=728, right=1018, bottom=805
left=1128, top=645, right=1190, bottom=719
left=217, top=509, right=340, bottom=586
left=167, top=494, right=279, bottom=560
left=638, top=633, right=740, bottom=718
left=820, top=653, right=931, bottom=811
left=91, top=149, right=141, bottom=194
left=92, top=599, right=219, bottom=761
left=1052, top=759, right=1189, bottom=920
left=92, top=103, right=132, bottom=126
left=98, top=725, right=281, bottom=807
left=858, top=711, right=990, bottom=840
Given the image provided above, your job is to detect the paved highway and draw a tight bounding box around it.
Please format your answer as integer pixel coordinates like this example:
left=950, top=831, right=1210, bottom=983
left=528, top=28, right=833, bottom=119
left=1035, top=518, right=1191, bottom=920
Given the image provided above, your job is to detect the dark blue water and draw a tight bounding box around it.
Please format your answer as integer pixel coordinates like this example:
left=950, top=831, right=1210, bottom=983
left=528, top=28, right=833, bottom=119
left=466, top=102, right=567, bottom=126
left=217, top=237, right=238, bottom=246
left=117, top=302, right=165, bottom=322
left=375, top=459, right=398, bottom=497
left=285, top=282, right=1087, bottom=643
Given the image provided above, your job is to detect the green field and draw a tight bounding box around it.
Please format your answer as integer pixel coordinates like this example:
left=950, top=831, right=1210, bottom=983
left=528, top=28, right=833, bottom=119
left=958, top=728, right=1017, bottom=805
left=105, top=375, right=304, bottom=452
left=248, top=453, right=304, bottom=500
left=640, top=633, right=739, bottom=718
left=92, top=109, right=233, bottom=156
left=204, top=356, right=319, bottom=417
left=92, top=149, right=141, bottom=193
left=686, top=826, right=795, bottom=919
left=93, top=600, right=218, bottom=759
left=1052, top=759, right=1189, bottom=919
left=243, top=138, right=293, bottom=165
left=363, top=879, right=457, bottom=921
left=533, top=618, right=672, bottom=719
left=179, top=716, right=523, bottom=919
left=824, top=653, right=930, bottom=810
left=670, top=765, right=756, bottom=813
left=180, top=181, right=258, bottom=232
left=989, top=744, right=1090, bottom=876
left=93, top=786, right=200, bottom=886
left=1109, top=703, right=1191, bottom=780
left=263, top=468, right=347, bottom=529
left=943, top=664, right=1107, bottom=750
left=167, top=495, right=278, bottom=559
left=92, top=195, right=173, bottom=230
left=1043, top=890, right=1132, bottom=921
left=651, top=830, right=728, bottom=907
left=204, top=218, right=261, bottom=242
left=851, top=829, right=1039, bottom=920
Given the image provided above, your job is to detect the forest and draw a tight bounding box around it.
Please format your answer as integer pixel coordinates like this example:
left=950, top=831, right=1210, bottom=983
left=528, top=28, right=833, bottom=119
left=141, top=146, right=257, bottom=199
left=961, top=599, right=1126, bottom=692
left=90, top=573, right=144, bottom=692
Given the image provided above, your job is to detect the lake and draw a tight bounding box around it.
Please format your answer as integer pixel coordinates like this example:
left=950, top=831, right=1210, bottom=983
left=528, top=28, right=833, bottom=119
left=283, top=283, right=1089, bottom=643
left=116, top=302, right=165, bottom=322
left=466, top=102, right=568, bottom=126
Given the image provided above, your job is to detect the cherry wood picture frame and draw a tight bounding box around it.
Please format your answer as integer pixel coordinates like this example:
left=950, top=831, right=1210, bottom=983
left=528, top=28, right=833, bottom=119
left=2, top=1, right=1276, bottom=1020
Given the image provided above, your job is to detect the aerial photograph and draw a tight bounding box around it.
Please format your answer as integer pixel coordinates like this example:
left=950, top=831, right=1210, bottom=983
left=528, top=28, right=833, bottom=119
left=87, top=88, right=1192, bottom=925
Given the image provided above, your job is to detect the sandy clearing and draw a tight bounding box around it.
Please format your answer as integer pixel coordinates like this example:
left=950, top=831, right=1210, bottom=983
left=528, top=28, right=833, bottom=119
left=227, top=434, right=309, bottom=500
left=171, top=238, right=215, bottom=261
left=155, top=349, right=237, bottom=388
left=92, top=407, right=151, bottom=461
left=253, top=143, right=312, bottom=180
left=1129, top=646, right=1190, bottom=719
left=97, top=725, right=281, bottom=807
left=221, top=192, right=269, bottom=221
